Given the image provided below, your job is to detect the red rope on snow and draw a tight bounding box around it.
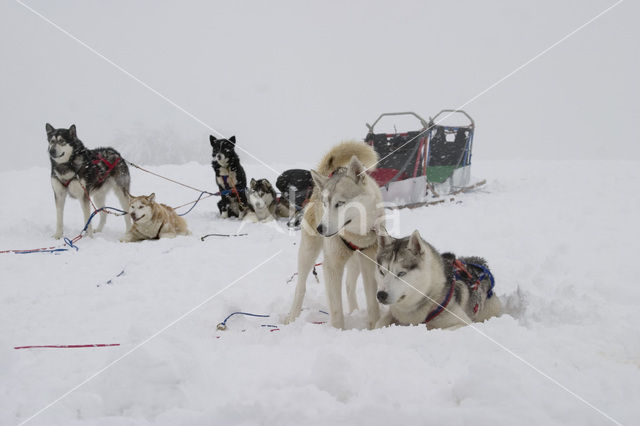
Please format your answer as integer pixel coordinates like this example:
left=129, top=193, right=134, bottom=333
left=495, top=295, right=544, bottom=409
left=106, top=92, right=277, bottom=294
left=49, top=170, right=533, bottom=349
left=14, top=343, right=120, bottom=349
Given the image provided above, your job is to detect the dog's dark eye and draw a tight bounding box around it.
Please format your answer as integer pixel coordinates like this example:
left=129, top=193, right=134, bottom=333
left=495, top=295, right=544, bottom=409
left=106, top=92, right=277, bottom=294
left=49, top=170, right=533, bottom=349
left=334, top=201, right=345, bottom=208
left=397, top=271, right=406, bottom=277
left=379, top=268, right=384, bottom=276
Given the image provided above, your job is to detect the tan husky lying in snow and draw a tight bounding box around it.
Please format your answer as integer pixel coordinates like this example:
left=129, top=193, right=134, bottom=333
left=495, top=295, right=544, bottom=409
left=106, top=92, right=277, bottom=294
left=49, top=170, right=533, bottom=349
left=120, top=193, right=190, bottom=242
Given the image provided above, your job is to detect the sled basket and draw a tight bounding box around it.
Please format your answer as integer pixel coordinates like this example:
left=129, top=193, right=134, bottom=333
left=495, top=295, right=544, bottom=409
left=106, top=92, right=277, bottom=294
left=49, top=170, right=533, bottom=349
left=425, top=109, right=475, bottom=194
left=364, top=110, right=477, bottom=206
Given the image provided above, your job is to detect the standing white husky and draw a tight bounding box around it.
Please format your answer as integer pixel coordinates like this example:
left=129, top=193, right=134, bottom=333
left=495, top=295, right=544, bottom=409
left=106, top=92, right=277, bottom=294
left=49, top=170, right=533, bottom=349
left=375, top=229, right=502, bottom=329
left=286, top=141, right=384, bottom=329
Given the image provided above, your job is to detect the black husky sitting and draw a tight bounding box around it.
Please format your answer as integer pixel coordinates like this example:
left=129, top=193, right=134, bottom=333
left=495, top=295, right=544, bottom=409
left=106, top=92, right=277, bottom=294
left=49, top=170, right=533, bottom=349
left=46, top=123, right=131, bottom=239
left=210, top=135, right=247, bottom=218
left=275, top=169, right=313, bottom=228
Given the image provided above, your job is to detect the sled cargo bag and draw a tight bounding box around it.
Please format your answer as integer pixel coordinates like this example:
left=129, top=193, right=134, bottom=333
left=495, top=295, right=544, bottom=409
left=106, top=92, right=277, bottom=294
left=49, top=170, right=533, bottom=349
left=364, top=112, right=430, bottom=206
left=425, top=110, right=475, bottom=194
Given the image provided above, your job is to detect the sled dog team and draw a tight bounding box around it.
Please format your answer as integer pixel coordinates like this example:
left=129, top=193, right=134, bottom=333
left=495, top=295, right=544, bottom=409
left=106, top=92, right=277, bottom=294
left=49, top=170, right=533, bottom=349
left=46, top=123, right=502, bottom=330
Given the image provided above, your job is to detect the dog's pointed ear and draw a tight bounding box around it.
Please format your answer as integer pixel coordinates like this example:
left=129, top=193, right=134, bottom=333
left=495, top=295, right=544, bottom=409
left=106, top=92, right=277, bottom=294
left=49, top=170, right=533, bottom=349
left=377, top=225, right=394, bottom=250
left=229, top=135, right=236, bottom=145
left=250, top=178, right=256, bottom=187
left=310, top=169, right=328, bottom=189
left=45, top=123, right=54, bottom=137
left=347, top=155, right=366, bottom=183
left=147, top=193, right=156, bottom=203
left=69, top=124, right=77, bottom=140
left=408, top=230, right=424, bottom=255
left=210, top=135, right=217, bottom=147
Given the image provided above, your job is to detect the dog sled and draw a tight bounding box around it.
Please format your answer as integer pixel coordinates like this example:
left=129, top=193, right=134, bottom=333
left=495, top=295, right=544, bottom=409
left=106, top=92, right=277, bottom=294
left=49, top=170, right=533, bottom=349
left=364, top=110, right=484, bottom=208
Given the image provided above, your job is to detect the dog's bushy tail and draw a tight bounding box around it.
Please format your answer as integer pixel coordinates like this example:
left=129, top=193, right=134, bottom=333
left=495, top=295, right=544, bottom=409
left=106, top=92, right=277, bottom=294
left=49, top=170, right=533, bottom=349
left=316, top=140, right=379, bottom=176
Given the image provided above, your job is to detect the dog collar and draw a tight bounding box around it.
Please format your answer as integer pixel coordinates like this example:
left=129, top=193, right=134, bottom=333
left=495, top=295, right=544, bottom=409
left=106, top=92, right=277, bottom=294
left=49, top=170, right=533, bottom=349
left=424, top=277, right=456, bottom=324
left=340, top=236, right=376, bottom=252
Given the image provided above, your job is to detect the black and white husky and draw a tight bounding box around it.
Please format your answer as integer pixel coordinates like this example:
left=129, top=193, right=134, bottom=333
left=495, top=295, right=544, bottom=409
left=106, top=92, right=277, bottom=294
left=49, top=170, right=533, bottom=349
left=375, top=229, right=502, bottom=329
left=46, top=123, right=131, bottom=239
left=210, top=135, right=247, bottom=218
left=242, top=178, right=278, bottom=222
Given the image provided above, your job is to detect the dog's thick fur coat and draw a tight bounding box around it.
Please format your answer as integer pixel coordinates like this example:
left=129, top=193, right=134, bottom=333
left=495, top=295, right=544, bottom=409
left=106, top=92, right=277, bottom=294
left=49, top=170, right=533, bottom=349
left=121, top=193, right=190, bottom=242
left=210, top=135, right=247, bottom=218
left=287, top=141, right=384, bottom=329
left=375, top=229, right=502, bottom=329
left=46, top=123, right=131, bottom=239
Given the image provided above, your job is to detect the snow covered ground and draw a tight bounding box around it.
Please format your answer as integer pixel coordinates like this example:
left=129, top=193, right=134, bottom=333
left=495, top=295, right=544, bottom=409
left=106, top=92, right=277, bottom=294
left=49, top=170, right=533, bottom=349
left=1, top=159, right=639, bottom=425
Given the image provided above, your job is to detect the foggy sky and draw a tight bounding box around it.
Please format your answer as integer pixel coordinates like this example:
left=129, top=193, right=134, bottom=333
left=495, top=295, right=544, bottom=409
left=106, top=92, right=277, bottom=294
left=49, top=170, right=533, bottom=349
left=1, top=0, right=637, bottom=176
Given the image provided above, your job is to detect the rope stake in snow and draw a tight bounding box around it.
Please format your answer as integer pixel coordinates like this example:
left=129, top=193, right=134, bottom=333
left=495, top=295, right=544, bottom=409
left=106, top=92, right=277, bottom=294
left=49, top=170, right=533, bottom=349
left=216, top=310, right=329, bottom=332
left=14, top=343, right=120, bottom=350
left=216, top=311, right=274, bottom=330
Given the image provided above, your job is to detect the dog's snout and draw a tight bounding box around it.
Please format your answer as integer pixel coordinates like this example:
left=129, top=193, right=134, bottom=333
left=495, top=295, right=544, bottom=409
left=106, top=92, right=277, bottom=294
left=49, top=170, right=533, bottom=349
left=49, top=148, right=56, bottom=156
left=377, top=291, right=388, bottom=303
left=316, top=224, right=325, bottom=235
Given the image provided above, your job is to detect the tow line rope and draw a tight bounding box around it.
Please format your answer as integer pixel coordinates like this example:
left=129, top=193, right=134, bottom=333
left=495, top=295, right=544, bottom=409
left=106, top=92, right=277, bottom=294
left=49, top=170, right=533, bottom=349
left=15, top=343, right=120, bottom=350
left=0, top=205, right=127, bottom=255
left=15, top=310, right=331, bottom=349
left=216, top=310, right=330, bottom=332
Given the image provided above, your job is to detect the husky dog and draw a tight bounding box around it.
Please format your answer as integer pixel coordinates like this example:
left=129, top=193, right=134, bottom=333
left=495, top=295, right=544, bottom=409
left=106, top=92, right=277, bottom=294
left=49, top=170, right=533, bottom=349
left=275, top=169, right=314, bottom=228
left=46, top=123, right=131, bottom=239
left=120, top=193, right=190, bottom=242
left=286, top=141, right=384, bottom=329
left=242, top=178, right=278, bottom=222
left=210, top=135, right=247, bottom=218
left=375, top=229, right=502, bottom=329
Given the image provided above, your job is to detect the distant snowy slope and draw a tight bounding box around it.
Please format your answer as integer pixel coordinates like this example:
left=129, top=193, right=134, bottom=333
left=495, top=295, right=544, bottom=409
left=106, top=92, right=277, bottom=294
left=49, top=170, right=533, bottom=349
left=1, top=160, right=639, bottom=425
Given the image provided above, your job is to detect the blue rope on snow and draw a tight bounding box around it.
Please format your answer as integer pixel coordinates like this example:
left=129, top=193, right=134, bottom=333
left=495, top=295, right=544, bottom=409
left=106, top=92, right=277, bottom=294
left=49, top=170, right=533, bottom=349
left=217, top=311, right=273, bottom=330
left=216, top=310, right=331, bottom=331
left=177, top=191, right=208, bottom=216
left=82, top=206, right=128, bottom=233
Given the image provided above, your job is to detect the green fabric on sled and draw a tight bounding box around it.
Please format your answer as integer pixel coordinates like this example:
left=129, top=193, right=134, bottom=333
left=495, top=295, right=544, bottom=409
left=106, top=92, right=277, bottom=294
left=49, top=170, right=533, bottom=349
left=427, top=165, right=457, bottom=183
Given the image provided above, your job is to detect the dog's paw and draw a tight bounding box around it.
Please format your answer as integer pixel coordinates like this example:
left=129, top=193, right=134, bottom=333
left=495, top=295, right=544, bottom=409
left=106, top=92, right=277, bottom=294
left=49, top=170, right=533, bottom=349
left=220, top=211, right=229, bottom=219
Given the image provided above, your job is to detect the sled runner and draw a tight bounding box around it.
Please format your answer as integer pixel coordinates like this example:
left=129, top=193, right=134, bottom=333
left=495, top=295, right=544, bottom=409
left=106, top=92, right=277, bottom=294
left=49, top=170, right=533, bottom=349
left=364, top=110, right=482, bottom=207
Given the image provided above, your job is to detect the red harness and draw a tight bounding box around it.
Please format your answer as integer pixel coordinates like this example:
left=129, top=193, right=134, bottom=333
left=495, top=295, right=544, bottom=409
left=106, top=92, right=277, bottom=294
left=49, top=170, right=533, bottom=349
left=424, top=276, right=456, bottom=324
left=92, top=154, right=120, bottom=183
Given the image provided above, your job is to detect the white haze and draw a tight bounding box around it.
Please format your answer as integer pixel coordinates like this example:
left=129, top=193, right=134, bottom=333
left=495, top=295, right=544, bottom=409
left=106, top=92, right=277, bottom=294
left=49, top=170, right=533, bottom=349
left=0, top=0, right=638, bottom=175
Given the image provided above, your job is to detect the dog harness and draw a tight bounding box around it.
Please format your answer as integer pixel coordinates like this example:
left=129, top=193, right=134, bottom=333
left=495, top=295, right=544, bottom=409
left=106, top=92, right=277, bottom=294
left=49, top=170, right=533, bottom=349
left=57, top=175, right=76, bottom=188
left=423, top=258, right=495, bottom=323
left=452, top=259, right=495, bottom=314
left=220, top=175, right=245, bottom=203
left=424, top=277, right=456, bottom=323
left=92, top=154, right=120, bottom=183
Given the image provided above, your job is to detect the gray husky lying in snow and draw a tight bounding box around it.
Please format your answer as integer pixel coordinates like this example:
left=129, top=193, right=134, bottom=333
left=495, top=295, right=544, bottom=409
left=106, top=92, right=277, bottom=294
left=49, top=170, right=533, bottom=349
left=375, top=229, right=502, bottom=329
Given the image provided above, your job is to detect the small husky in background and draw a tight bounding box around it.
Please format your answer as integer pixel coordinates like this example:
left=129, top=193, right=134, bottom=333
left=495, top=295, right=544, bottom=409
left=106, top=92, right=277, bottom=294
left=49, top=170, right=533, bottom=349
left=120, top=193, right=190, bottom=242
left=210, top=135, right=247, bottom=218
left=375, top=229, right=502, bottom=330
left=46, top=123, right=131, bottom=239
left=275, top=169, right=314, bottom=228
left=242, top=178, right=278, bottom=222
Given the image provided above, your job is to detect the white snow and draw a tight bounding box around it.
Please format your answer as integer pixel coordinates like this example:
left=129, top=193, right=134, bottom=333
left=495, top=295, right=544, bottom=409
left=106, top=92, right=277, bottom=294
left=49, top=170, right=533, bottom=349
left=1, top=159, right=639, bottom=425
